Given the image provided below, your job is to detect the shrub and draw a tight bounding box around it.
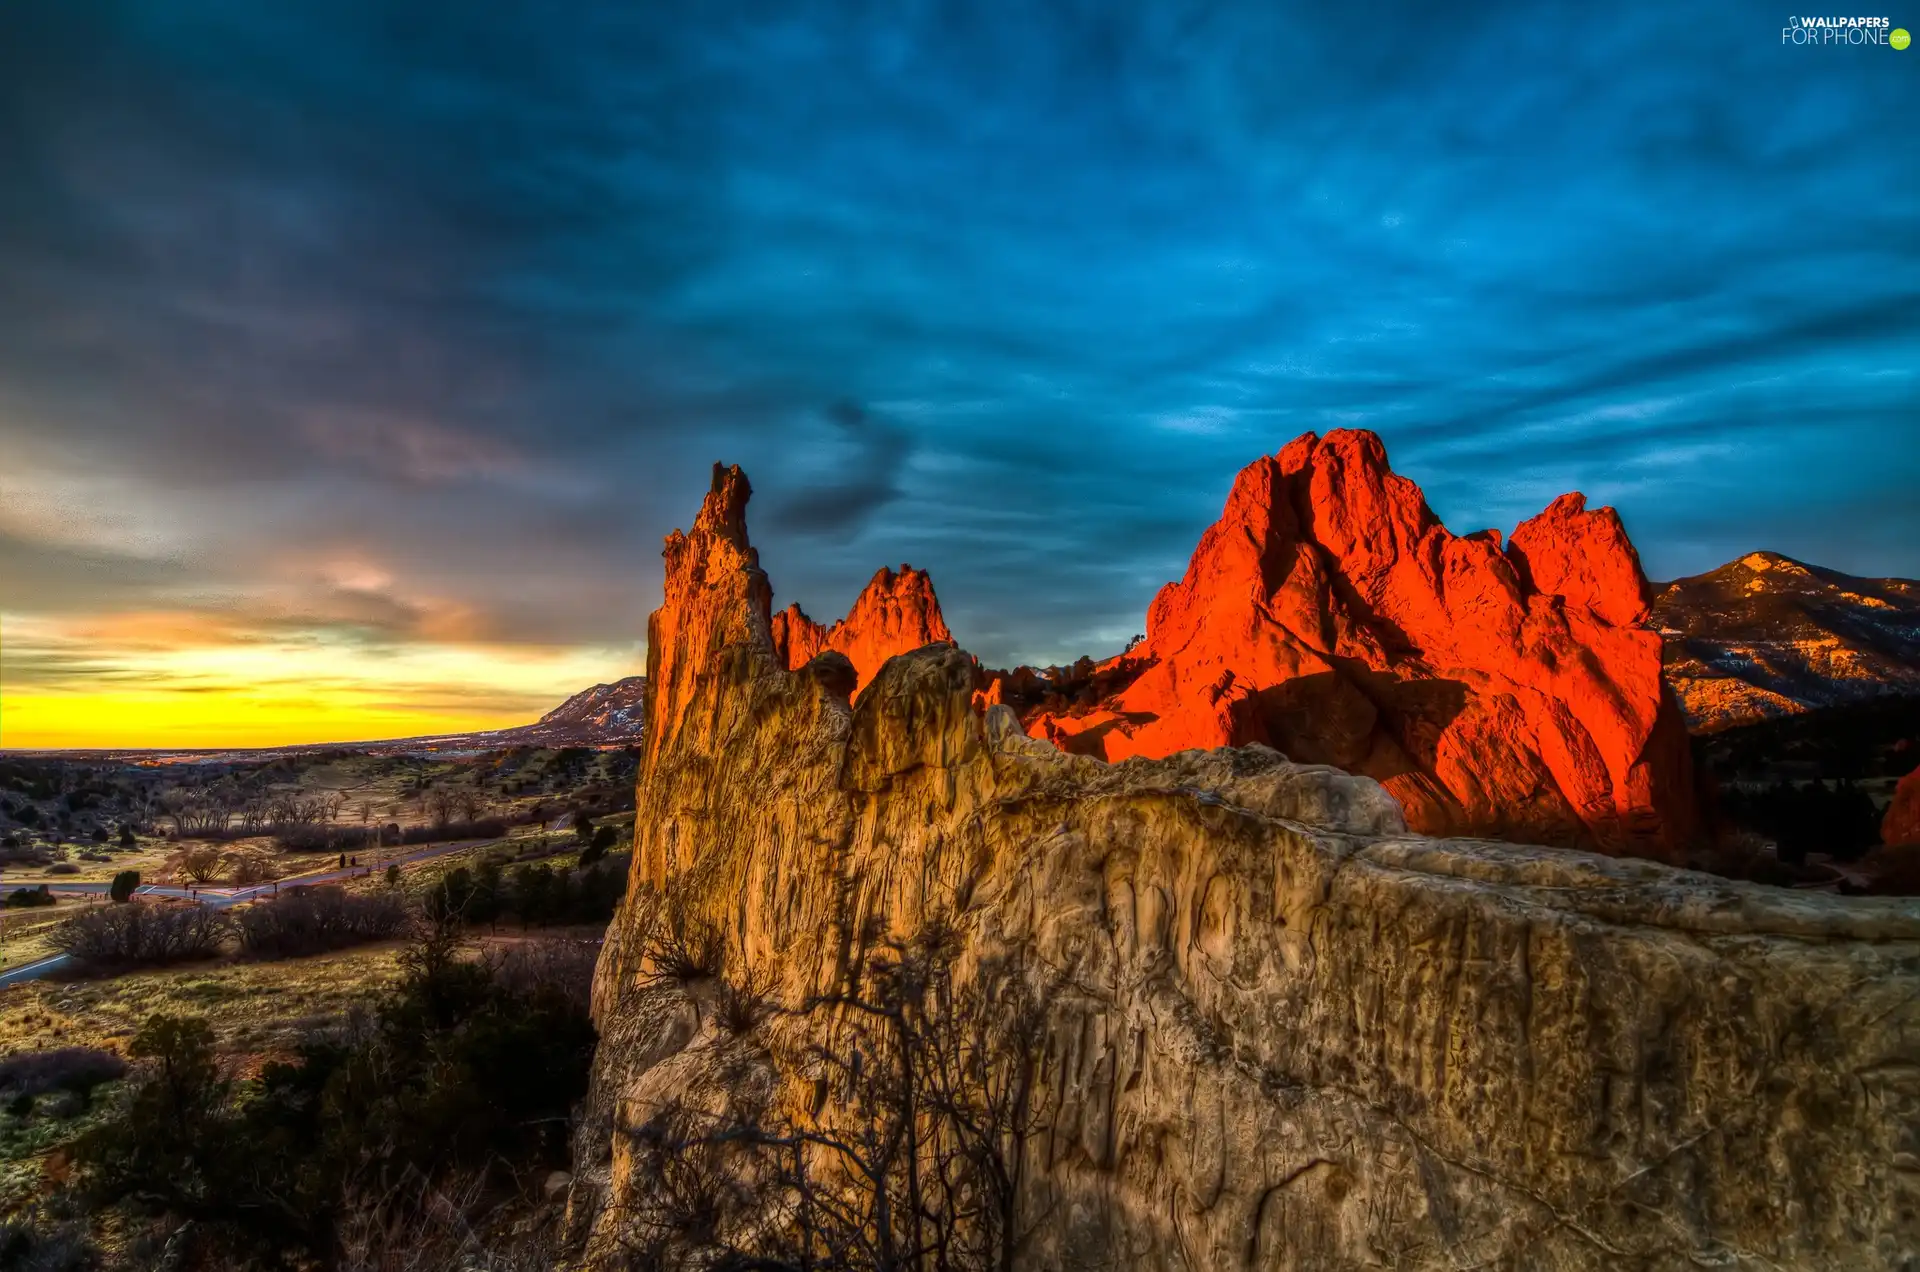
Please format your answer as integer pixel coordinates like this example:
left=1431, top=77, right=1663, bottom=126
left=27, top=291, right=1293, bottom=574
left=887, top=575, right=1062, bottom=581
left=118, top=825, right=136, bottom=848
left=0, top=1047, right=128, bottom=1099
left=167, top=845, right=225, bottom=884
left=6, top=885, right=55, bottom=909
left=273, top=824, right=375, bottom=854
left=0, top=1211, right=96, bottom=1272
left=225, top=851, right=278, bottom=885
left=73, top=928, right=598, bottom=1266
left=232, top=887, right=408, bottom=959
left=44, top=861, right=78, bottom=875
left=384, top=862, right=401, bottom=887
left=486, top=937, right=601, bottom=1011
left=109, top=870, right=141, bottom=903
left=52, top=902, right=228, bottom=968
left=641, top=903, right=725, bottom=987
left=398, top=817, right=507, bottom=846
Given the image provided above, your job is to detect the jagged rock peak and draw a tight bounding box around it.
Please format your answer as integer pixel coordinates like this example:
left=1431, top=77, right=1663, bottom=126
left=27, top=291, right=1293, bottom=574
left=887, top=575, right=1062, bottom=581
left=773, top=562, right=955, bottom=692
left=1028, top=428, right=1697, bottom=857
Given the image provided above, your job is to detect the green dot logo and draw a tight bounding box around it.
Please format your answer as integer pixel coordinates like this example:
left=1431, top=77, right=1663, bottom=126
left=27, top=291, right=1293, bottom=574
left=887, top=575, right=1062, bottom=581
left=1894, top=27, right=1912, bottom=49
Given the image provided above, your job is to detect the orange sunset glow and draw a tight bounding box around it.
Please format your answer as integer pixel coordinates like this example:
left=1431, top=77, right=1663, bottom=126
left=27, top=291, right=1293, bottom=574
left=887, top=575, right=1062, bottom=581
left=0, top=610, right=637, bottom=750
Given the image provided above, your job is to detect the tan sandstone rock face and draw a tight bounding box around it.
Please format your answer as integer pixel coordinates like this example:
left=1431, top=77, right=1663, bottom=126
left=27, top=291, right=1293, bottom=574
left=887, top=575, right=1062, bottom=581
left=1018, top=430, right=1699, bottom=860
left=571, top=463, right=1920, bottom=1271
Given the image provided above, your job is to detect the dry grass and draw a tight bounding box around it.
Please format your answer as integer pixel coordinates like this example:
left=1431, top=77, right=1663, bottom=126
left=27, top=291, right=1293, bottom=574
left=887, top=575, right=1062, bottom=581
left=0, top=942, right=409, bottom=1066
left=6, top=839, right=350, bottom=886
left=0, top=942, right=409, bottom=1213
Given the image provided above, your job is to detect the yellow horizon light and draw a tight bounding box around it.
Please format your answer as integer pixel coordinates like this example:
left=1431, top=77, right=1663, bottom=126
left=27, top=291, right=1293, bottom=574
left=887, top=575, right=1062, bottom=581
left=0, top=611, right=639, bottom=750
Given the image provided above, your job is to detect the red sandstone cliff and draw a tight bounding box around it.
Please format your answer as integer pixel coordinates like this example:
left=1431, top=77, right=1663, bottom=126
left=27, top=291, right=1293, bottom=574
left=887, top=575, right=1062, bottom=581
left=1014, top=430, right=1698, bottom=857
left=1887, top=766, right=1920, bottom=848
left=770, top=564, right=954, bottom=692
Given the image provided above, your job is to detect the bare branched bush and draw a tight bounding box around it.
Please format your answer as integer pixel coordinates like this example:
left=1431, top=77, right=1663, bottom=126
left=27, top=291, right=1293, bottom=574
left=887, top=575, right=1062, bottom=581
left=335, top=1172, right=556, bottom=1272
left=274, top=824, right=377, bottom=854
left=232, top=886, right=409, bottom=959
left=0, top=1046, right=127, bottom=1098
left=712, top=964, right=773, bottom=1036
left=639, top=900, right=726, bottom=989
left=166, top=845, right=225, bottom=884
left=52, top=901, right=228, bottom=968
left=617, top=923, right=1058, bottom=1272
left=486, top=937, right=601, bottom=1011
left=224, top=851, right=278, bottom=885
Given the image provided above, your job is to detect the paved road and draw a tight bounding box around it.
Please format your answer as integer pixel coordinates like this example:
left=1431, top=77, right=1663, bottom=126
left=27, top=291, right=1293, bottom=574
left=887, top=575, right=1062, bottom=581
left=0, top=838, right=498, bottom=989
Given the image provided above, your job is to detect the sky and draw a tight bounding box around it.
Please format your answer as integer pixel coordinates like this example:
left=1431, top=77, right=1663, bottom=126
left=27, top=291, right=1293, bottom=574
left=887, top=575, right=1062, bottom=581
left=1, top=1, right=1916, bottom=749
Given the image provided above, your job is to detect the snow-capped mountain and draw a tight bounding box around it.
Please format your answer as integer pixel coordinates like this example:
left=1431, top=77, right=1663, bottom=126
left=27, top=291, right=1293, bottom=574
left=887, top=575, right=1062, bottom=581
left=1654, top=552, right=1920, bottom=732
left=520, top=676, right=647, bottom=743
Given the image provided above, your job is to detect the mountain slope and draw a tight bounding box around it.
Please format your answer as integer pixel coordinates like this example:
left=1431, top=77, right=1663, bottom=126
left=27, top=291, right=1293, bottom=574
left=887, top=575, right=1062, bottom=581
left=1654, top=552, right=1920, bottom=731
left=522, top=676, right=648, bottom=742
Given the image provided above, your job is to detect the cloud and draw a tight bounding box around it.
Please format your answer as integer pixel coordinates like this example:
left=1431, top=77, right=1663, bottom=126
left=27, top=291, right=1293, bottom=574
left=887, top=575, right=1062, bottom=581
left=765, top=400, right=911, bottom=538
left=0, top=0, right=1914, bottom=735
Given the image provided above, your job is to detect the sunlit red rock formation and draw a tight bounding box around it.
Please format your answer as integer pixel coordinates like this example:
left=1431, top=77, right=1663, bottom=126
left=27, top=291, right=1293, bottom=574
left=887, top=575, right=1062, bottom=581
left=1886, top=765, right=1920, bottom=848
left=1018, top=430, right=1698, bottom=857
left=769, top=564, right=954, bottom=692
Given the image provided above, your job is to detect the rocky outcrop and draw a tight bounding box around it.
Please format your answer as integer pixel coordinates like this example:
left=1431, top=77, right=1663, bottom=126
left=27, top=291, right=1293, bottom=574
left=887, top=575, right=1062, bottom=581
left=1887, top=765, right=1920, bottom=847
left=570, top=462, right=1920, bottom=1271
left=771, top=564, right=954, bottom=692
left=1653, top=551, right=1920, bottom=732
left=1019, top=431, right=1697, bottom=859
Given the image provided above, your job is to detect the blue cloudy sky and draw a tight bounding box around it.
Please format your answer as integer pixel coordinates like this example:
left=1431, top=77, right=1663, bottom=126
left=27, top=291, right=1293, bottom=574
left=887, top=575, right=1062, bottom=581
left=1, top=0, right=1916, bottom=743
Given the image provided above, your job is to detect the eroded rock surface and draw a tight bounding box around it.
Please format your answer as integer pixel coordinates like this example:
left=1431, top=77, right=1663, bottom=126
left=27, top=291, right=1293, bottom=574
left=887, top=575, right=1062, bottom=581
left=1018, top=430, right=1698, bottom=859
left=571, top=464, right=1920, bottom=1271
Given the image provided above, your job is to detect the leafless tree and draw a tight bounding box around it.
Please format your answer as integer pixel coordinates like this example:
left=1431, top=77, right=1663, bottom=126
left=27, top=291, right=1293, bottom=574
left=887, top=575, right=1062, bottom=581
left=423, top=787, right=459, bottom=829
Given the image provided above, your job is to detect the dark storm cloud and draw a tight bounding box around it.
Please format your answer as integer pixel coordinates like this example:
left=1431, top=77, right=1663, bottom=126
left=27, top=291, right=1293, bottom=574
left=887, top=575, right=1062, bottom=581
left=1, top=0, right=1916, bottom=675
left=765, top=401, right=912, bottom=538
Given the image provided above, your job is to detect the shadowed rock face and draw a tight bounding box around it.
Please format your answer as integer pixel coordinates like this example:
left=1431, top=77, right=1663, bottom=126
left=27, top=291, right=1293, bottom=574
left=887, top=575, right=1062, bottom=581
left=1888, top=766, right=1920, bottom=847
left=569, top=462, right=1920, bottom=1271
left=771, top=564, right=954, bottom=692
left=1012, top=430, right=1699, bottom=860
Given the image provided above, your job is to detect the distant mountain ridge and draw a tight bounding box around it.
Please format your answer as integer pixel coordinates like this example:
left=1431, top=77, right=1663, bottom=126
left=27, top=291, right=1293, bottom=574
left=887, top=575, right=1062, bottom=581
left=526, top=676, right=648, bottom=741
left=1654, top=552, right=1920, bottom=731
